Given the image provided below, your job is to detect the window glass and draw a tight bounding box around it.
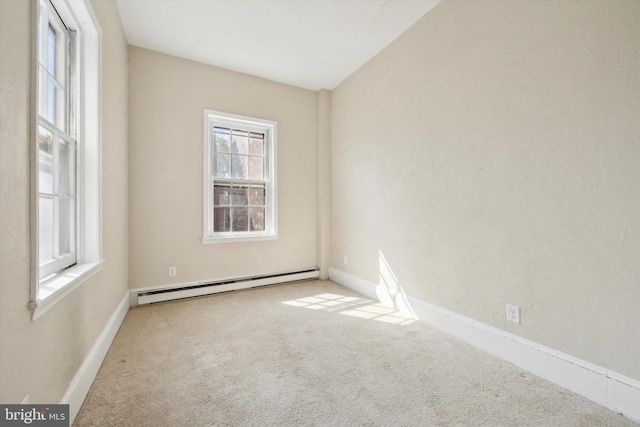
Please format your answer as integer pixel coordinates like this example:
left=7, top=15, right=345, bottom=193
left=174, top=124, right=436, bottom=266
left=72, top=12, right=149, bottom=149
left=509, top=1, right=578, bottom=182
left=39, top=196, right=54, bottom=263
left=59, top=198, right=71, bottom=255
left=38, top=126, right=54, bottom=194
left=213, top=207, right=230, bottom=232
left=231, top=207, right=248, bottom=232
left=249, top=208, right=265, bottom=231
left=46, top=80, right=57, bottom=124
left=231, top=155, right=248, bottom=179
left=231, top=131, right=248, bottom=155
left=249, top=157, right=263, bottom=180
left=48, top=24, right=57, bottom=75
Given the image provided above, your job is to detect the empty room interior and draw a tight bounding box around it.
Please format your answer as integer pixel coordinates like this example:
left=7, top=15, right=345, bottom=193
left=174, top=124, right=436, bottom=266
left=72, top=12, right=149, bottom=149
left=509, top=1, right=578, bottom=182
left=0, top=0, right=639, bottom=425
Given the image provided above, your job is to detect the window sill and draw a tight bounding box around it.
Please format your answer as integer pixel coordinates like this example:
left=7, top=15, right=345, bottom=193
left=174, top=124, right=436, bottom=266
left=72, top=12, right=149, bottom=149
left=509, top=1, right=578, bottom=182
left=29, top=260, right=104, bottom=321
left=201, top=234, right=279, bottom=244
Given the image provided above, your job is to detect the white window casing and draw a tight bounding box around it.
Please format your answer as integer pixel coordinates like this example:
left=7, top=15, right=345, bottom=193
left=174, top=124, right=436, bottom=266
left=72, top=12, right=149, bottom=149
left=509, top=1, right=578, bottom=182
left=202, top=110, right=278, bottom=243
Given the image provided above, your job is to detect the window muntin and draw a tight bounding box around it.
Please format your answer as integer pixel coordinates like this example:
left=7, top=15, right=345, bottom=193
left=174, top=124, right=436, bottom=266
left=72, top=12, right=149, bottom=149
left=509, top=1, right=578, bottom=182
left=37, top=0, right=77, bottom=278
left=204, top=111, right=277, bottom=242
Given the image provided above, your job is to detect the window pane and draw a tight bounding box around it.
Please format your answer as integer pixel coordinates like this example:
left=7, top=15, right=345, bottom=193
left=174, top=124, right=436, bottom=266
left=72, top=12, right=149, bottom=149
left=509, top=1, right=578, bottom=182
left=38, top=68, right=45, bottom=117
left=213, top=186, right=230, bottom=206
left=47, top=79, right=57, bottom=124
left=213, top=207, right=230, bottom=232
left=249, top=156, right=264, bottom=180
left=58, top=139, right=72, bottom=196
left=58, top=31, right=66, bottom=86
left=249, top=137, right=264, bottom=156
left=249, top=207, right=265, bottom=232
left=231, top=133, right=248, bottom=155
left=231, top=187, right=248, bottom=205
left=38, top=126, right=54, bottom=194
left=231, top=207, right=248, bottom=232
left=39, top=196, right=54, bottom=263
left=231, top=155, right=248, bottom=179
left=59, top=198, right=71, bottom=255
left=57, top=86, right=66, bottom=131
left=214, top=153, right=230, bottom=178
left=48, top=24, right=57, bottom=75
left=214, top=130, right=230, bottom=153
left=249, top=187, right=265, bottom=206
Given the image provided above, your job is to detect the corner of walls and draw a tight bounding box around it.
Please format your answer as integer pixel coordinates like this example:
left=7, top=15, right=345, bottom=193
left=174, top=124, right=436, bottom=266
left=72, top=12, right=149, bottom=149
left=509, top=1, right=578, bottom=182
left=316, top=89, right=332, bottom=280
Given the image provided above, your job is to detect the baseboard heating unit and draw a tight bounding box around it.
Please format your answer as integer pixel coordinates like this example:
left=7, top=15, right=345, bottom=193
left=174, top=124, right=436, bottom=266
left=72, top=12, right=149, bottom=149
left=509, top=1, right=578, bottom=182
left=132, top=268, right=320, bottom=306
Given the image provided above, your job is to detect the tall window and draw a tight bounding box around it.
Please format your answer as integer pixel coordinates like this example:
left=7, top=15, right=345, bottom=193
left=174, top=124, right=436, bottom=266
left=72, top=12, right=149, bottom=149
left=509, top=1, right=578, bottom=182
left=31, top=0, right=101, bottom=317
left=37, top=0, right=76, bottom=278
left=203, top=111, right=277, bottom=243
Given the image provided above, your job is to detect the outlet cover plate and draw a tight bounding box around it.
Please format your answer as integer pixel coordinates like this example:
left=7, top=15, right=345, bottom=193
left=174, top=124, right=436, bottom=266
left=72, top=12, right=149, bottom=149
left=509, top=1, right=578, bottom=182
left=506, top=304, right=520, bottom=324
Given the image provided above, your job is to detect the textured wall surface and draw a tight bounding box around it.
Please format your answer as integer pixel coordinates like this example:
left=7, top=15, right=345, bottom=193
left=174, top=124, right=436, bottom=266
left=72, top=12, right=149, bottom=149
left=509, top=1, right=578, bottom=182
left=128, top=47, right=318, bottom=289
left=0, top=0, right=129, bottom=403
left=331, top=0, right=640, bottom=379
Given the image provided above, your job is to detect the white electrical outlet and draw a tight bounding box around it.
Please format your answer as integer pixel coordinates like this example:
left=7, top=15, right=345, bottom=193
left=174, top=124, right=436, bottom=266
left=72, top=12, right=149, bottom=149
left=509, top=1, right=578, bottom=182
left=506, top=304, right=520, bottom=324
left=343, top=256, right=348, bottom=265
left=169, top=266, right=177, bottom=277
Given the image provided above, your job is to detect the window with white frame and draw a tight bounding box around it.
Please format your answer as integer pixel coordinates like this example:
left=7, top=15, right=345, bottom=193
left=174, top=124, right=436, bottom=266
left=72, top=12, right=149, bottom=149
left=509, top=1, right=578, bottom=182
left=203, top=111, right=277, bottom=243
left=31, top=0, right=102, bottom=317
left=37, top=0, right=76, bottom=278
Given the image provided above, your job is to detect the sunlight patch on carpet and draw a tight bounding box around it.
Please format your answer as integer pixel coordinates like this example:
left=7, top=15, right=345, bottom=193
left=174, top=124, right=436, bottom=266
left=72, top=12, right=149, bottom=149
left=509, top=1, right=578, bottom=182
left=282, top=293, right=415, bottom=325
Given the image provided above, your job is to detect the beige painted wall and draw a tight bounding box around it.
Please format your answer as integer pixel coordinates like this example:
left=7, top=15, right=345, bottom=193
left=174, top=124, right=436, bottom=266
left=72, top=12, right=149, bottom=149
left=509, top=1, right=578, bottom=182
left=128, top=48, right=318, bottom=289
left=0, top=0, right=129, bottom=403
left=331, top=0, right=640, bottom=379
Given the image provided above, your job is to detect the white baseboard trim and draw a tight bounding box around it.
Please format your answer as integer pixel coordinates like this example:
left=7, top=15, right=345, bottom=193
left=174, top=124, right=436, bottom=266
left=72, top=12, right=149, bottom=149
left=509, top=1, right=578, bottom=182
left=329, top=267, right=640, bottom=422
left=61, top=292, right=129, bottom=424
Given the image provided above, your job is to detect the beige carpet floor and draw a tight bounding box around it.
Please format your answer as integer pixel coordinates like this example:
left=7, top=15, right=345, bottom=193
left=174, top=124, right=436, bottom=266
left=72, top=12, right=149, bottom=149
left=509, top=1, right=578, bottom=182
left=74, top=280, right=636, bottom=426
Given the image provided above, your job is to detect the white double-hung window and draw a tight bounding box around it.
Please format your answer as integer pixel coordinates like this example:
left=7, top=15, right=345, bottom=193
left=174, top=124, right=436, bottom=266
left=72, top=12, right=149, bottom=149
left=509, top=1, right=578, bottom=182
left=37, top=0, right=76, bottom=278
left=31, top=0, right=102, bottom=318
left=203, top=110, right=277, bottom=243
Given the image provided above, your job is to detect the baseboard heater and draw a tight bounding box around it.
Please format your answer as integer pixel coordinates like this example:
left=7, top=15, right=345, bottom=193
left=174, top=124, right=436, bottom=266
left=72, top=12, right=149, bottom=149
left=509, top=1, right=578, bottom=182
left=134, top=268, right=320, bottom=306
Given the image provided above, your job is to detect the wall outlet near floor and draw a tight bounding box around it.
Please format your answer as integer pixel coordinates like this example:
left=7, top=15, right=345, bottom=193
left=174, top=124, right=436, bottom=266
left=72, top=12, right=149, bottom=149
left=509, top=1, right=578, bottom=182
left=506, top=304, right=520, bottom=324
left=343, top=256, right=348, bottom=265
left=168, top=266, right=177, bottom=277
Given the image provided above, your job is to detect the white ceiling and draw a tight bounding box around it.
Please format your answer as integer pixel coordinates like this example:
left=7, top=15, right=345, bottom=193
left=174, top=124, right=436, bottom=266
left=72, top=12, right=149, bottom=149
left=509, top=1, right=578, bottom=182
left=115, top=0, right=440, bottom=91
